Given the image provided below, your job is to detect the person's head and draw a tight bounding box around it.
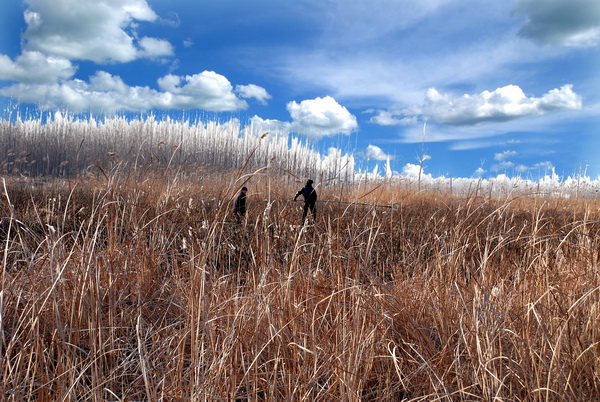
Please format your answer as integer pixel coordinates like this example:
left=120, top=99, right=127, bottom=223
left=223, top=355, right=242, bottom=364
left=241, top=187, right=248, bottom=192
left=306, top=179, right=313, bottom=186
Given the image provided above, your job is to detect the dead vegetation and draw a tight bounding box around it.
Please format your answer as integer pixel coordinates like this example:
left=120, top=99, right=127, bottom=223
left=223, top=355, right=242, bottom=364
left=1, top=171, right=599, bottom=400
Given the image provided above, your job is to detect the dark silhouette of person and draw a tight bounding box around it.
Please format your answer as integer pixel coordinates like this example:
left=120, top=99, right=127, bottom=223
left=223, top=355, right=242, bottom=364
left=294, top=179, right=317, bottom=224
left=233, top=187, right=247, bottom=223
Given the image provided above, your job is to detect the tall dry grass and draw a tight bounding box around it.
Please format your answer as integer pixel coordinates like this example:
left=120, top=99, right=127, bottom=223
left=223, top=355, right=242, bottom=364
left=1, top=170, right=599, bottom=400
left=4, top=113, right=600, bottom=198
left=0, top=114, right=357, bottom=185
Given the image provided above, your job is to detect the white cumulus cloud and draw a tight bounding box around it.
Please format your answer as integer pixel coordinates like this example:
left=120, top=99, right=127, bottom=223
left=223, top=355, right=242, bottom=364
left=378, top=84, right=582, bottom=126
left=494, top=150, right=518, bottom=161
left=138, top=37, right=175, bottom=59
left=248, top=116, right=292, bottom=136
left=157, top=71, right=247, bottom=111
left=22, top=0, right=172, bottom=63
left=401, top=163, right=432, bottom=179
left=473, top=167, right=487, bottom=177
left=0, top=0, right=273, bottom=114
left=0, top=70, right=248, bottom=113
left=0, top=51, right=75, bottom=84
left=365, top=144, right=394, bottom=161
left=514, top=0, right=600, bottom=47
left=491, top=161, right=515, bottom=172
left=515, top=161, right=554, bottom=173
left=247, top=96, right=358, bottom=139
left=287, top=96, right=358, bottom=138
left=236, top=84, right=271, bottom=105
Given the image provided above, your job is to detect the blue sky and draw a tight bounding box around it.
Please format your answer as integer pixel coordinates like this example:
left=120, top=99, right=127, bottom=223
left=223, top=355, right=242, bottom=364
left=1, top=0, right=599, bottom=179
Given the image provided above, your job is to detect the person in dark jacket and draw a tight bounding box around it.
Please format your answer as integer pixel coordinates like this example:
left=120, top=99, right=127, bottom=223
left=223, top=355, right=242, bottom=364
left=233, top=187, right=247, bottom=223
left=294, top=179, right=317, bottom=224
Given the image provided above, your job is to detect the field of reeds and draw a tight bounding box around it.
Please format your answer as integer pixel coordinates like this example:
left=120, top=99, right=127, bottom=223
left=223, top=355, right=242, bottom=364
left=1, top=166, right=599, bottom=400
left=3, top=112, right=600, bottom=198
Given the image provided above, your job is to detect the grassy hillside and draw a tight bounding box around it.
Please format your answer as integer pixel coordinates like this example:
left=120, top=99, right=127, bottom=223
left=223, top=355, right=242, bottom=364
left=1, top=171, right=598, bottom=400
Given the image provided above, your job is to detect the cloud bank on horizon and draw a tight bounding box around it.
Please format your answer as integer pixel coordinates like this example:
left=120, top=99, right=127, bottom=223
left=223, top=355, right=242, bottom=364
left=370, top=84, right=582, bottom=126
left=0, top=0, right=598, bottom=177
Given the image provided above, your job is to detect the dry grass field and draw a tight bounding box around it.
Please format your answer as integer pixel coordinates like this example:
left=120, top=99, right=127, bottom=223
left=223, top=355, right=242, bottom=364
left=1, top=169, right=599, bottom=400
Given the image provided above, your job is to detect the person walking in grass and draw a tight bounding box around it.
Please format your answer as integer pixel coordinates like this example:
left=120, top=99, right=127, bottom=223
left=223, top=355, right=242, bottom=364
left=233, top=186, right=247, bottom=223
left=294, top=179, right=317, bottom=224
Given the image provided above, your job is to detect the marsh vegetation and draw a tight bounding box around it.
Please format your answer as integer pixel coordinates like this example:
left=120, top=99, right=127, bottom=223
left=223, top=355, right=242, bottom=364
left=1, top=115, right=599, bottom=400
left=1, top=169, right=599, bottom=400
